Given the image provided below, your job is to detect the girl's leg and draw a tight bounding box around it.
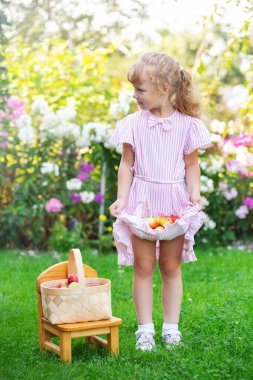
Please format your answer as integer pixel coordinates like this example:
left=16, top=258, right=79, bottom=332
left=131, top=234, right=156, bottom=324
left=159, top=234, right=185, bottom=324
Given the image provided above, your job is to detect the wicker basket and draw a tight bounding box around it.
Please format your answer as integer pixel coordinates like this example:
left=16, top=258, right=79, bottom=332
left=41, top=249, right=112, bottom=324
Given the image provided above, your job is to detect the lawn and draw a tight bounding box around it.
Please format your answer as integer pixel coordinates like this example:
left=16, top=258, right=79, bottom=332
left=0, top=247, right=252, bottom=380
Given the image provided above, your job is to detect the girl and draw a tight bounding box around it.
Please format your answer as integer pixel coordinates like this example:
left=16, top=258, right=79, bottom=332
left=109, top=52, right=213, bottom=352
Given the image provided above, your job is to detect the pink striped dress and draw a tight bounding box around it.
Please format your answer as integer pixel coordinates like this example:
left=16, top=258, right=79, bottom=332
left=109, top=109, right=213, bottom=266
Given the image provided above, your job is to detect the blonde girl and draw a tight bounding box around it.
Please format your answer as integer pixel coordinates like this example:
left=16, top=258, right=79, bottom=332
left=109, top=52, right=212, bottom=351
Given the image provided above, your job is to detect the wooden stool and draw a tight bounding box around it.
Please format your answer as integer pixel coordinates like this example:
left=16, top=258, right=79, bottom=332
left=37, top=260, right=122, bottom=363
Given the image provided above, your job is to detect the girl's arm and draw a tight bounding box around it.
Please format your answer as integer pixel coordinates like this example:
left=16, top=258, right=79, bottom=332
left=117, top=143, right=135, bottom=203
left=184, top=149, right=203, bottom=209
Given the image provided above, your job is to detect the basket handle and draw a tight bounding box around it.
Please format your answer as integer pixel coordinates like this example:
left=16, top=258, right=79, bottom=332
left=68, top=248, right=86, bottom=288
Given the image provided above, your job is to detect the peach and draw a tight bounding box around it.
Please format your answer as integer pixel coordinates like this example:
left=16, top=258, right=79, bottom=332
left=159, top=216, right=171, bottom=227
left=155, top=226, right=165, bottom=231
left=147, top=217, right=159, bottom=229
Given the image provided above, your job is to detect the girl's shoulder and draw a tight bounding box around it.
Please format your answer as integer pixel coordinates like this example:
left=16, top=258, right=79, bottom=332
left=119, top=110, right=144, bottom=122
left=117, top=110, right=145, bottom=128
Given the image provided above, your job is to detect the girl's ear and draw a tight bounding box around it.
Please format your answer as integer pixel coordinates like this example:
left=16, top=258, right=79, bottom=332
left=162, top=83, right=170, bottom=94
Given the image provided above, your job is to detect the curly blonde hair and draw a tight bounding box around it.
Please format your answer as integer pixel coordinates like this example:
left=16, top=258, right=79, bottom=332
left=127, top=52, right=201, bottom=118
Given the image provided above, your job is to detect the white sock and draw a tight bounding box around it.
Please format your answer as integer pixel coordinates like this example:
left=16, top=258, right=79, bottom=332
left=162, top=323, right=178, bottom=335
left=136, top=322, right=155, bottom=335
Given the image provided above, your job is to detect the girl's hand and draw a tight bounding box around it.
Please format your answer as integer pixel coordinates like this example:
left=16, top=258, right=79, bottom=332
left=189, top=192, right=204, bottom=210
left=109, top=199, right=126, bottom=218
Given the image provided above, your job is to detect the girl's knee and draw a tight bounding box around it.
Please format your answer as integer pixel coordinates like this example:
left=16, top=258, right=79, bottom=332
left=159, top=261, right=181, bottom=278
left=134, top=259, right=156, bottom=277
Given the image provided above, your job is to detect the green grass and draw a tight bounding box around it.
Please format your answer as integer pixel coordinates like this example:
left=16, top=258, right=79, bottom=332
left=0, top=247, right=252, bottom=380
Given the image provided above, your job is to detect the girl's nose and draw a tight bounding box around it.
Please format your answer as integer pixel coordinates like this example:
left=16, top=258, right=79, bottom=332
left=133, top=91, right=138, bottom=99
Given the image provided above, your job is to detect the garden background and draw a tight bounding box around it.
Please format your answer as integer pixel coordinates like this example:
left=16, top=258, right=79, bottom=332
left=0, top=0, right=252, bottom=379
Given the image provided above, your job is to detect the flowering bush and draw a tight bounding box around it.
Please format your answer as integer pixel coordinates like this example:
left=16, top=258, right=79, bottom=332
left=0, top=92, right=252, bottom=250
left=0, top=95, right=120, bottom=249
left=196, top=119, right=252, bottom=248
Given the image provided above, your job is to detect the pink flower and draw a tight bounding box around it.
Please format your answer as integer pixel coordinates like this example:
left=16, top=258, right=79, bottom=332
left=94, top=192, right=103, bottom=203
left=226, top=160, right=246, bottom=174
left=70, top=193, right=82, bottom=203
left=45, top=198, right=64, bottom=213
left=235, top=205, right=249, bottom=219
left=243, top=197, right=253, bottom=209
left=80, top=164, right=94, bottom=172
left=223, top=187, right=238, bottom=201
left=232, top=132, right=253, bottom=147
left=0, top=131, right=9, bottom=148
left=76, top=171, right=89, bottom=182
left=218, top=181, right=228, bottom=191
left=0, top=97, right=26, bottom=122
left=242, top=171, right=253, bottom=178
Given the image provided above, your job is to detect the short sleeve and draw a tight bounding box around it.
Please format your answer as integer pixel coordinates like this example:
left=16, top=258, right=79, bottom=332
left=109, top=115, right=135, bottom=152
left=184, top=118, right=213, bottom=155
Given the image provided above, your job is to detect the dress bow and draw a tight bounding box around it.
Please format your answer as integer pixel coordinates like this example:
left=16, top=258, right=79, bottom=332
left=147, top=115, right=173, bottom=131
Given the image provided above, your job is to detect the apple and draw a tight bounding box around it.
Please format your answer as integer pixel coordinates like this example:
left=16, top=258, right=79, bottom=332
left=68, top=281, right=79, bottom=288
left=68, top=273, right=78, bottom=284
left=54, top=281, right=65, bottom=288
left=147, top=217, right=159, bottom=229
left=170, top=215, right=180, bottom=223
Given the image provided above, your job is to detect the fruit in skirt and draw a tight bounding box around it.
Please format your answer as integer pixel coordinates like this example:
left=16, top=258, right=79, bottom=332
left=144, top=215, right=180, bottom=229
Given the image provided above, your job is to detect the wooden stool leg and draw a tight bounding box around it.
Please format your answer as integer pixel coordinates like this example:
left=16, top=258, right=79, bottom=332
left=108, top=326, right=119, bottom=356
left=60, top=332, right=72, bottom=363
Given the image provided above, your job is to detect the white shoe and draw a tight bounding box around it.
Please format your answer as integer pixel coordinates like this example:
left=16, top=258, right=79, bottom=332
left=135, top=330, right=156, bottom=352
left=162, top=329, right=182, bottom=349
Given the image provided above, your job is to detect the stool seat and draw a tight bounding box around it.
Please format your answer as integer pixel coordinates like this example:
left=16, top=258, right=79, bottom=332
left=42, top=316, right=122, bottom=332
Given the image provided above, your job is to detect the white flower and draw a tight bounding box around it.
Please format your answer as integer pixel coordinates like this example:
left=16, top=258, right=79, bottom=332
left=79, top=191, right=95, bottom=203
left=56, top=107, right=76, bottom=122
left=235, top=146, right=249, bottom=166
left=223, top=187, right=238, bottom=201
left=18, top=126, right=36, bottom=144
left=66, top=178, right=82, bottom=191
left=221, top=84, right=249, bottom=112
left=206, top=157, right=224, bottom=175
left=200, top=161, right=208, bottom=171
left=118, top=88, right=132, bottom=113
left=222, top=140, right=236, bottom=155
left=200, top=175, right=214, bottom=193
left=109, top=102, right=121, bottom=118
left=54, top=122, right=80, bottom=139
left=235, top=205, right=249, bottom=219
left=66, top=97, right=76, bottom=108
left=203, top=217, right=216, bottom=230
left=31, top=96, right=49, bottom=115
left=15, top=114, right=32, bottom=128
left=40, top=162, right=59, bottom=176
left=210, top=119, right=226, bottom=134
left=201, top=196, right=209, bottom=207
left=211, top=133, right=224, bottom=149
left=42, top=112, right=59, bottom=131
left=109, top=89, right=132, bottom=118
left=77, top=122, right=111, bottom=147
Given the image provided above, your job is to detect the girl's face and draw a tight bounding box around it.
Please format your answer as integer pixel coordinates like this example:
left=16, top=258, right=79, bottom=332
left=132, top=72, right=167, bottom=111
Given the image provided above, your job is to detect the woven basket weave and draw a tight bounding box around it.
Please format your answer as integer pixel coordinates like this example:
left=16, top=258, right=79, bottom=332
left=41, top=248, right=112, bottom=324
